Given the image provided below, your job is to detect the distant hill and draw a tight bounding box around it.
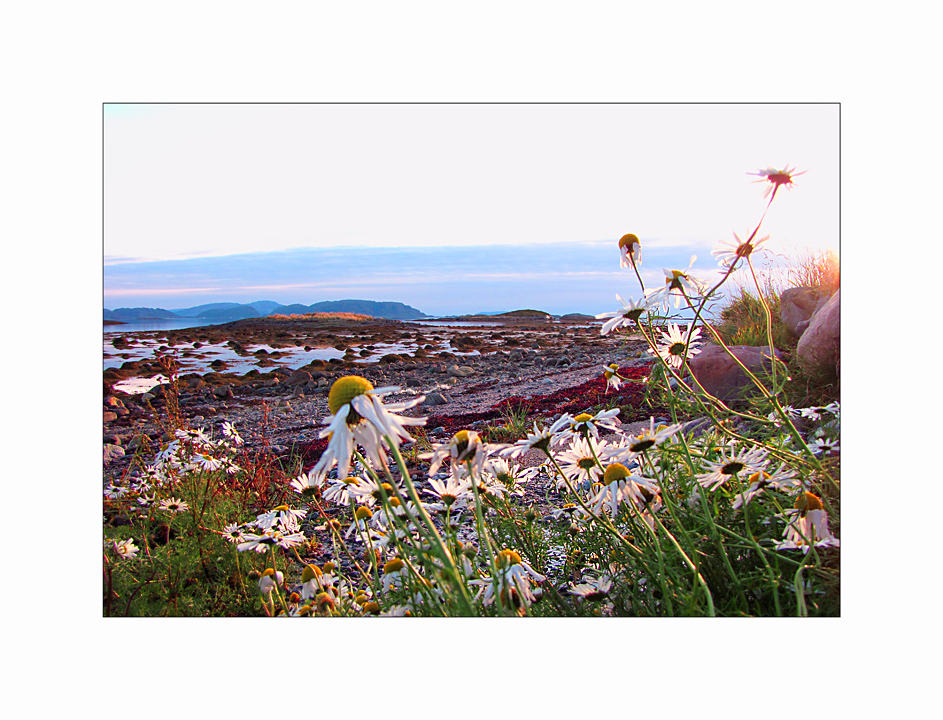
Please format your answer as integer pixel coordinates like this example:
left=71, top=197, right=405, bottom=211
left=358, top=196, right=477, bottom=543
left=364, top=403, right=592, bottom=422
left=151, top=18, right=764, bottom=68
left=170, top=302, right=244, bottom=317
left=105, top=299, right=430, bottom=323
left=270, top=303, right=312, bottom=316
left=104, top=307, right=179, bottom=321
left=306, top=300, right=429, bottom=320
left=248, top=300, right=283, bottom=315
left=196, top=306, right=260, bottom=321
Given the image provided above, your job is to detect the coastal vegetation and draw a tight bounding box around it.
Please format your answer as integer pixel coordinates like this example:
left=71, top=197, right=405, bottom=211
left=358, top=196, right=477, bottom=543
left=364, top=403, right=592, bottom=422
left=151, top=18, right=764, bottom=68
left=104, top=166, right=839, bottom=617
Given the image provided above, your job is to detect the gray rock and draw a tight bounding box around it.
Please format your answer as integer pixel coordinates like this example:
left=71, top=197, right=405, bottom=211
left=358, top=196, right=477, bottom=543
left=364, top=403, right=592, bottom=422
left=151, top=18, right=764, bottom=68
left=797, top=289, right=840, bottom=376
left=103, top=443, right=125, bottom=463
left=422, top=392, right=451, bottom=406
left=689, top=343, right=785, bottom=404
left=213, top=384, right=234, bottom=398
left=780, top=286, right=822, bottom=337
left=287, top=369, right=313, bottom=386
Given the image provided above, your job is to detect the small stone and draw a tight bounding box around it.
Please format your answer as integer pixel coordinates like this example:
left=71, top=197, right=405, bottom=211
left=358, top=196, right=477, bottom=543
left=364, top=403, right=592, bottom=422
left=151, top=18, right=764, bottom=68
left=422, top=392, right=450, bottom=407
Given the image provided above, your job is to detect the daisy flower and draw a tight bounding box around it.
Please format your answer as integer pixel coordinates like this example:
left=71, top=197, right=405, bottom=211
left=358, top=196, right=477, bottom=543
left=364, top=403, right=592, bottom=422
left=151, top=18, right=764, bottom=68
left=423, top=429, right=489, bottom=478
left=775, top=492, right=839, bottom=552
left=811, top=436, right=840, bottom=455
left=348, top=477, right=402, bottom=508
left=300, top=564, right=335, bottom=600
left=220, top=420, right=244, bottom=445
left=478, top=456, right=540, bottom=498
left=712, top=231, right=771, bottom=269
left=219, top=523, right=247, bottom=544
left=601, top=363, right=623, bottom=391
left=255, top=504, right=307, bottom=532
left=424, top=473, right=473, bottom=509
left=749, top=165, right=806, bottom=200
left=498, top=415, right=575, bottom=459
left=290, top=469, right=326, bottom=497
left=556, top=435, right=607, bottom=487
left=470, top=549, right=545, bottom=613
left=590, top=462, right=660, bottom=517
left=381, top=557, right=409, bottom=593
left=258, top=568, right=284, bottom=595
left=194, top=453, right=223, bottom=473
left=731, top=465, right=800, bottom=509
left=649, top=323, right=703, bottom=369
left=605, top=416, right=684, bottom=464
left=799, top=406, right=823, bottom=422
left=695, top=445, right=770, bottom=491
left=645, top=256, right=711, bottom=310
left=618, top=233, right=641, bottom=268
left=596, top=294, right=653, bottom=335
left=109, top=538, right=139, bottom=560
left=159, top=497, right=189, bottom=513
left=322, top=475, right=363, bottom=507
left=313, top=376, right=427, bottom=481
left=569, top=575, right=613, bottom=602
left=237, top=530, right=275, bottom=553
left=566, top=408, right=621, bottom=442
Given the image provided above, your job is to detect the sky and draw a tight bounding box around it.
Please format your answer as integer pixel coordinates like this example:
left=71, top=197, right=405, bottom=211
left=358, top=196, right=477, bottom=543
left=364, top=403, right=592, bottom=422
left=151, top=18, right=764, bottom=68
left=104, top=103, right=839, bottom=316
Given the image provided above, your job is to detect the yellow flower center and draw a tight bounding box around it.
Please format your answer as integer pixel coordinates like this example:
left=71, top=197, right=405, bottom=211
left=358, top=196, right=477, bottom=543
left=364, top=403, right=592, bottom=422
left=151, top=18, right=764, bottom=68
left=630, top=437, right=656, bottom=453
left=497, top=549, right=523, bottom=568
left=748, top=470, right=771, bottom=485
left=342, top=476, right=360, bottom=485
left=619, top=233, right=640, bottom=252
left=383, top=558, right=405, bottom=574
left=301, top=564, right=322, bottom=583
left=363, top=601, right=381, bottom=614
left=453, top=429, right=471, bottom=457
left=323, top=561, right=335, bottom=573
left=603, top=463, right=630, bottom=484
left=372, top=482, right=395, bottom=500
left=272, top=505, right=290, bottom=512
left=354, top=506, right=373, bottom=521
left=795, top=492, right=823, bottom=512
left=328, top=375, right=374, bottom=417
left=574, top=413, right=593, bottom=424
left=315, top=592, right=335, bottom=612
left=261, top=568, right=277, bottom=578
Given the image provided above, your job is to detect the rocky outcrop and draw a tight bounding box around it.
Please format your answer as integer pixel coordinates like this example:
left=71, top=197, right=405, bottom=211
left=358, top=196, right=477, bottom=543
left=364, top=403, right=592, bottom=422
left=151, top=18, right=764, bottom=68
left=689, top=343, right=785, bottom=404
left=797, top=289, right=840, bottom=377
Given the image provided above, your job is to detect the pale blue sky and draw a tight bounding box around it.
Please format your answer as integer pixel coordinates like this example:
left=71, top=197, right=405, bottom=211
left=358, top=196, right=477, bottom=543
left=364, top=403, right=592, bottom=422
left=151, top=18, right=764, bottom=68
left=104, top=103, right=839, bottom=315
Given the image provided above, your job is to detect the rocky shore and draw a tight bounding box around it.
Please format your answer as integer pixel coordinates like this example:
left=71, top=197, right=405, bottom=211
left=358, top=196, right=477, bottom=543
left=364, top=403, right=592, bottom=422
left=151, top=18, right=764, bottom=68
left=103, top=316, right=664, bottom=480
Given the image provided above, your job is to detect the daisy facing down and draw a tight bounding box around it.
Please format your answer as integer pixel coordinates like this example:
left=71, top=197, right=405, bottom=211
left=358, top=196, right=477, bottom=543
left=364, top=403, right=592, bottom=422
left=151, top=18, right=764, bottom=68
left=313, top=376, right=426, bottom=480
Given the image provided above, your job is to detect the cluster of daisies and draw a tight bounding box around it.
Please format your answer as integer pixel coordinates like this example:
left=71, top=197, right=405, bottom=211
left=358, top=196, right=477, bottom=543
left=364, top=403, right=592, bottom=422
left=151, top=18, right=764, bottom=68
left=104, top=423, right=245, bottom=559
left=271, top=363, right=838, bottom=614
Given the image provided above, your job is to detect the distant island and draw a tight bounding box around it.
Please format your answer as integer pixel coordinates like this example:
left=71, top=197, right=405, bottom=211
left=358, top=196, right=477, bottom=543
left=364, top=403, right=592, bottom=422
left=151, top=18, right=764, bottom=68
left=103, top=299, right=431, bottom=323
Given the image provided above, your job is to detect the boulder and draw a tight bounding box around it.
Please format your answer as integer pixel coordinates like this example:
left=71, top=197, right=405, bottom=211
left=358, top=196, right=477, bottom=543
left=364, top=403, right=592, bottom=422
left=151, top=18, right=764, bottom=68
left=422, top=392, right=450, bottom=407
left=797, top=289, right=840, bottom=376
left=689, top=343, right=785, bottom=403
left=103, top=443, right=125, bottom=463
left=212, top=384, right=234, bottom=399
left=780, top=286, right=822, bottom=337
left=287, top=369, right=313, bottom=386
